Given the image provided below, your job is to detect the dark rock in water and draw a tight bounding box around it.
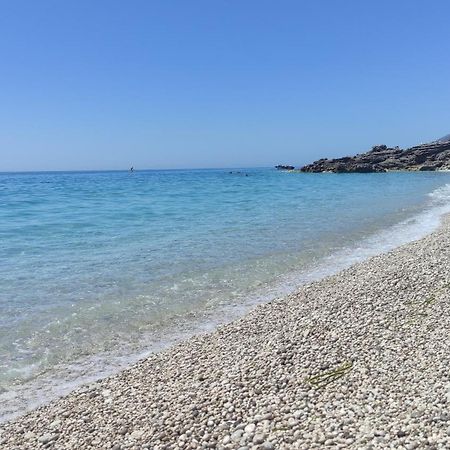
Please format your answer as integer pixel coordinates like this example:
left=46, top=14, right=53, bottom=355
left=300, top=137, right=450, bottom=173
left=275, top=165, right=295, bottom=170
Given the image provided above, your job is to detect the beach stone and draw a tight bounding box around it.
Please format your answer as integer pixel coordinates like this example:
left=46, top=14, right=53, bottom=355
left=244, top=423, right=256, bottom=434
left=231, top=430, right=244, bottom=442
left=38, top=433, right=55, bottom=444
left=50, top=419, right=62, bottom=429
left=130, top=430, right=144, bottom=440
left=253, top=433, right=266, bottom=444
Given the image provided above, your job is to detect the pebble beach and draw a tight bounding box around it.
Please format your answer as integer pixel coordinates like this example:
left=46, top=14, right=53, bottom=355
left=2, top=217, right=450, bottom=450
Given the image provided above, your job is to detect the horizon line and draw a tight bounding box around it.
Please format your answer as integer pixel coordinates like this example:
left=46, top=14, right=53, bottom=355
left=0, top=165, right=279, bottom=175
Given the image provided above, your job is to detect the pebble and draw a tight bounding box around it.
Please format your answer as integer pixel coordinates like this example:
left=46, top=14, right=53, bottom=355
left=130, top=430, right=144, bottom=440
left=244, top=423, right=256, bottom=434
left=253, top=433, right=266, bottom=444
left=38, top=433, right=54, bottom=444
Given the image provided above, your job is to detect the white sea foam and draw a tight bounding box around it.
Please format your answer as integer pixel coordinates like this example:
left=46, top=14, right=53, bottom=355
left=274, top=183, right=450, bottom=289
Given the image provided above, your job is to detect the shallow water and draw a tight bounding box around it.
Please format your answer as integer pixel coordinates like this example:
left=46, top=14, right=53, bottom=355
left=2, top=168, right=450, bottom=420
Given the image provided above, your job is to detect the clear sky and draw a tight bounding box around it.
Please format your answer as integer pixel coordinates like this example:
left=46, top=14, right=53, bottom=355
left=2, top=0, right=450, bottom=171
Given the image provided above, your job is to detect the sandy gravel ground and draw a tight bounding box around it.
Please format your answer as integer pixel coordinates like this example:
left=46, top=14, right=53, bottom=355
left=2, top=218, right=450, bottom=449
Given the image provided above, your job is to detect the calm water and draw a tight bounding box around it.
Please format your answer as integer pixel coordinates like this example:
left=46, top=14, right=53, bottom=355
left=2, top=168, right=450, bottom=420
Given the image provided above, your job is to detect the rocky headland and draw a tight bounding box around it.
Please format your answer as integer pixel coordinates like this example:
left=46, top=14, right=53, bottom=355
left=298, top=135, right=450, bottom=173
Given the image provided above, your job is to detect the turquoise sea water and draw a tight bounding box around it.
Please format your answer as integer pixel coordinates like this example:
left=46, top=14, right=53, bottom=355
left=2, top=168, right=450, bottom=420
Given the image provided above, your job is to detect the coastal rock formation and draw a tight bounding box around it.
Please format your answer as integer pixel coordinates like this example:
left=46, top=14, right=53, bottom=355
left=300, top=136, right=450, bottom=173
left=275, top=165, right=295, bottom=170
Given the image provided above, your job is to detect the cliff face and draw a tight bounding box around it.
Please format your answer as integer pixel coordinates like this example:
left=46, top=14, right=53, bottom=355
left=300, top=138, right=450, bottom=173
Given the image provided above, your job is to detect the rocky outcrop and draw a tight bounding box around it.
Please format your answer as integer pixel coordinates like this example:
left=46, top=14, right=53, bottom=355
left=300, top=137, right=450, bottom=173
left=275, top=165, right=295, bottom=171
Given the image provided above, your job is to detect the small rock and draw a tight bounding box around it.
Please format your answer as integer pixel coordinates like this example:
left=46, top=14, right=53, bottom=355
left=50, top=419, right=62, bottom=429
left=130, top=430, right=144, bottom=440
left=253, top=433, right=266, bottom=445
left=231, top=429, right=244, bottom=442
left=38, top=433, right=55, bottom=444
left=244, top=423, right=256, bottom=434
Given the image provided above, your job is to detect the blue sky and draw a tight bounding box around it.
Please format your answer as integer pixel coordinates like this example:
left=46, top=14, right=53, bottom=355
left=1, top=0, right=450, bottom=171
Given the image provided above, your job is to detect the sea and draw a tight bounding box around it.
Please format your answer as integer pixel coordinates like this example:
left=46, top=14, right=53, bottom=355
left=2, top=168, right=450, bottom=421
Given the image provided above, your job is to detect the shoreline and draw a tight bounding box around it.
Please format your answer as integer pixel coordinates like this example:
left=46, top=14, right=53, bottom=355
left=2, top=196, right=449, bottom=425
left=2, top=216, right=450, bottom=448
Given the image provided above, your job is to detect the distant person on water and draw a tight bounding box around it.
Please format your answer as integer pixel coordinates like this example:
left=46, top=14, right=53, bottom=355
left=228, top=171, right=249, bottom=176
left=130, top=166, right=134, bottom=172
